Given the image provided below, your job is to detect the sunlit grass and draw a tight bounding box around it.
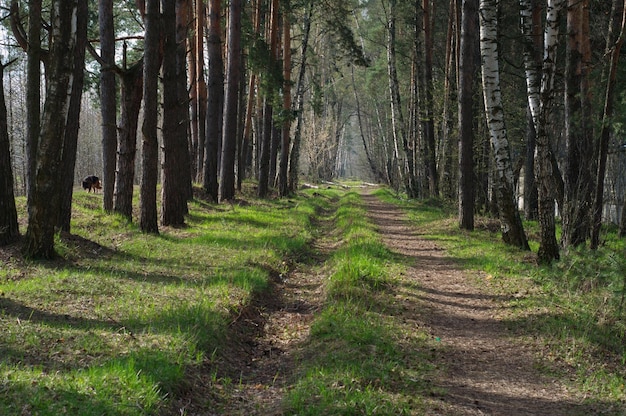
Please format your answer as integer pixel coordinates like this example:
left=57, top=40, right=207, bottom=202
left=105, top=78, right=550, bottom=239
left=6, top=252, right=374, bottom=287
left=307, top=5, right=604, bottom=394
left=284, top=191, right=434, bottom=415
left=379, top=187, right=626, bottom=406
left=0, top=186, right=316, bottom=414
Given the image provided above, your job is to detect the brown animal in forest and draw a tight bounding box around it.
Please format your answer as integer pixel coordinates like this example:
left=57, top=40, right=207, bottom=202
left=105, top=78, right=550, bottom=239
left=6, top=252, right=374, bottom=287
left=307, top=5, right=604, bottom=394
left=82, top=175, right=102, bottom=192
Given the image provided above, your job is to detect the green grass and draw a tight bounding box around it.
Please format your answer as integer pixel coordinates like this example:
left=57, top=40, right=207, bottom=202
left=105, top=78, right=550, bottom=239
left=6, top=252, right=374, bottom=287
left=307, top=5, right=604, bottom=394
left=0, top=185, right=316, bottom=415
left=376, top=187, right=626, bottom=407
left=284, top=191, right=434, bottom=415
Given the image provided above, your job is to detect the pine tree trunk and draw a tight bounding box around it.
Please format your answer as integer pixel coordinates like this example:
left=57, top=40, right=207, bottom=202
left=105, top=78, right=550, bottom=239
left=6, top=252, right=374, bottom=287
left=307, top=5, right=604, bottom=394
left=113, top=61, right=143, bottom=220
left=278, top=6, right=292, bottom=197
left=458, top=0, right=478, bottom=230
left=203, top=0, right=223, bottom=202
left=219, top=0, right=242, bottom=202
left=0, top=60, right=19, bottom=246
left=591, top=0, right=626, bottom=248
left=24, top=0, right=79, bottom=258
left=99, top=0, right=117, bottom=212
left=161, top=0, right=187, bottom=226
left=288, top=0, right=313, bottom=193
left=140, top=0, right=160, bottom=234
left=25, top=0, right=41, bottom=204
left=562, top=0, right=593, bottom=248
left=57, top=0, right=87, bottom=232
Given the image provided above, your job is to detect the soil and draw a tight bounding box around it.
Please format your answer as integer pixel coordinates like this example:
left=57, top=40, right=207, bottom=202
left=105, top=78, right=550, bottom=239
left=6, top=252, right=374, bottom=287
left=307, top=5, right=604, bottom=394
left=174, top=190, right=603, bottom=415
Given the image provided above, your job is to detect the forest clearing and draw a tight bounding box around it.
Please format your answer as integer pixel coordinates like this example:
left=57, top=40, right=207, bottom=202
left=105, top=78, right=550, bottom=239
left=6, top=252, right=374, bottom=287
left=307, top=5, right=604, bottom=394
left=1, top=185, right=625, bottom=415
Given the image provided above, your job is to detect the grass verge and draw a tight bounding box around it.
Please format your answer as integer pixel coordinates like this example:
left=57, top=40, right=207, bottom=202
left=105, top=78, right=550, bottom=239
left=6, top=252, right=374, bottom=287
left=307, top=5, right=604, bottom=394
left=0, top=185, right=316, bottom=415
left=375, top=187, right=626, bottom=409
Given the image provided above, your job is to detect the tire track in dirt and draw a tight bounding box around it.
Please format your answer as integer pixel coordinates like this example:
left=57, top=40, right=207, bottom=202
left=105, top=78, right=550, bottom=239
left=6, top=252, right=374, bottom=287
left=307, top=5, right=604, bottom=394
left=361, top=192, right=596, bottom=416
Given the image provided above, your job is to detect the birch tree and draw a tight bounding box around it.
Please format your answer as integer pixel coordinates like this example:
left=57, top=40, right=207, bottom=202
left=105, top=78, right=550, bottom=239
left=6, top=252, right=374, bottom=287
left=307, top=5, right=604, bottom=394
left=535, top=0, right=565, bottom=263
left=479, top=0, right=529, bottom=249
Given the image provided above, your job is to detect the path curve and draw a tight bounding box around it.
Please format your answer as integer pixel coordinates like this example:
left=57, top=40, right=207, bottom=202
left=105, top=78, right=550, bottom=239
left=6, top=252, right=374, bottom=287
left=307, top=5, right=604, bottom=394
left=361, top=192, right=590, bottom=416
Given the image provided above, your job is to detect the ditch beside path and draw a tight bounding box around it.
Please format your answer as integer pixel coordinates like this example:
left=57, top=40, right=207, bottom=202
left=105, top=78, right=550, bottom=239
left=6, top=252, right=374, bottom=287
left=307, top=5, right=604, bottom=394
left=361, top=192, right=595, bottom=416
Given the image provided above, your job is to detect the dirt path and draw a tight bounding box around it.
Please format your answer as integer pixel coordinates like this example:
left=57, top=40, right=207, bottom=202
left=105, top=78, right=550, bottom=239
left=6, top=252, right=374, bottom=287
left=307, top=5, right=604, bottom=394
left=361, top=192, right=591, bottom=416
left=189, top=192, right=598, bottom=415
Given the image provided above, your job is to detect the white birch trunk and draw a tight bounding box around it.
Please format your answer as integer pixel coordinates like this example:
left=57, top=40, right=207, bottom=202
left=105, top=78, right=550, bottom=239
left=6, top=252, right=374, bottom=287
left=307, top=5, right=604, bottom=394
left=479, top=0, right=529, bottom=249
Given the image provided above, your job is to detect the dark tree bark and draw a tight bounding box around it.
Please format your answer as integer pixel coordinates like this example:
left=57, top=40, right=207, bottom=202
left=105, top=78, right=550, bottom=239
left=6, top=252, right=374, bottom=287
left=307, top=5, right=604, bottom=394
left=24, top=0, right=80, bottom=259
left=421, top=0, right=439, bottom=197
left=0, top=59, right=19, bottom=246
left=219, top=0, right=242, bottom=202
left=161, top=0, right=188, bottom=226
left=113, top=60, right=144, bottom=220
left=99, top=0, right=118, bottom=213
left=562, top=0, right=593, bottom=248
left=176, top=0, right=193, bottom=203
left=591, top=0, right=625, bottom=248
left=194, top=0, right=207, bottom=182
left=258, top=0, right=280, bottom=198
left=26, top=0, right=42, bottom=203
left=140, top=0, right=160, bottom=234
left=57, top=0, right=88, bottom=233
left=288, top=0, right=313, bottom=193
left=458, top=0, right=478, bottom=231
left=203, top=0, right=223, bottom=203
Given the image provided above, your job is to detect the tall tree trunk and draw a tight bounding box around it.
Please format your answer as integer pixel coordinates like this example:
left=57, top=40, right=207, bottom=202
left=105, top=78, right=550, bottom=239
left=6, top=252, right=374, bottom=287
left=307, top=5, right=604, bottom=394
left=113, top=60, right=144, bottom=220
left=440, top=0, right=459, bottom=200
left=258, top=0, right=279, bottom=198
left=24, top=0, right=79, bottom=258
left=161, top=0, right=188, bottom=226
left=219, top=0, right=242, bottom=201
left=520, top=0, right=542, bottom=220
left=99, top=0, right=117, bottom=212
left=421, top=0, right=438, bottom=197
left=279, top=4, right=292, bottom=197
left=458, top=0, right=478, bottom=230
left=140, top=0, right=160, bottom=234
left=57, top=0, right=87, bottom=232
left=0, top=59, right=19, bottom=246
left=203, top=0, right=223, bottom=202
left=177, top=0, right=193, bottom=203
left=26, top=0, right=42, bottom=204
left=387, top=0, right=417, bottom=197
left=479, top=0, right=530, bottom=250
left=591, top=0, right=626, bottom=248
left=535, top=0, right=565, bottom=263
left=194, top=0, right=207, bottom=182
left=562, top=0, right=593, bottom=248
left=288, top=0, right=313, bottom=193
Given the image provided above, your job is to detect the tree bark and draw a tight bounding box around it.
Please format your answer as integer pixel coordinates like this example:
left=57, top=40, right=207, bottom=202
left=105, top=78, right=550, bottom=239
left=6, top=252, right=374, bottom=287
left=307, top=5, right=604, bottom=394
left=562, top=0, right=593, bottom=248
left=25, top=0, right=42, bottom=204
left=279, top=5, right=293, bottom=197
left=421, top=0, right=438, bottom=197
left=161, top=0, right=187, bottom=226
left=535, top=0, right=565, bottom=263
left=113, top=60, right=144, bottom=220
left=458, top=0, right=478, bottom=231
left=0, top=59, right=19, bottom=246
left=591, top=0, right=626, bottom=248
left=140, top=0, right=160, bottom=234
left=219, top=0, right=242, bottom=202
left=479, top=0, right=530, bottom=250
left=57, top=0, right=87, bottom=232
left=203, top=0, right=223, bottom=202
left=24, top=0, right=79, bottom=258
left=288, top=0, right=313, bottom=193
left=99, top=0, right=117, bottom=212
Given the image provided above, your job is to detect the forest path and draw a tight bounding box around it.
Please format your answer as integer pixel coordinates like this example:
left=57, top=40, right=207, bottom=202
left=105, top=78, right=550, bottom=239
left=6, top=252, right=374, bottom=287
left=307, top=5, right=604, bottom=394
left=361, top=191, right=592, bottom=415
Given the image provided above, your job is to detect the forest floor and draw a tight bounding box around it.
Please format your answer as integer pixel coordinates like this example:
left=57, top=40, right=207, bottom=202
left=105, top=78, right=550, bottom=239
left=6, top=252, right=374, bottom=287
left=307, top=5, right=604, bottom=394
left=184, top=189, right=606, bottom=415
